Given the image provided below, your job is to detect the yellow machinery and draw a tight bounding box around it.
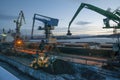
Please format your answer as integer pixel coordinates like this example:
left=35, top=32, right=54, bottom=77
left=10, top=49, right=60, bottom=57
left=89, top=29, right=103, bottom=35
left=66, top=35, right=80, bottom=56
left=30, top=50, right=57, bottom=69
left=30, top=52, right=49, bottom=69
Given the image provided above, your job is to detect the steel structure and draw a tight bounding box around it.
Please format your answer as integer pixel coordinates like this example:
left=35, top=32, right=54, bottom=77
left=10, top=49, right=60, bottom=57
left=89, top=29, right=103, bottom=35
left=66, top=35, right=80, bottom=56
left=13, top=11, right=26, bottom=48
left=67, top=3, right=120, bottom=35
left=31, top=14, right=59, bottom=41
left=14, top=10, right=26, bottom=37
left=67, top=3, right=120, bottom=63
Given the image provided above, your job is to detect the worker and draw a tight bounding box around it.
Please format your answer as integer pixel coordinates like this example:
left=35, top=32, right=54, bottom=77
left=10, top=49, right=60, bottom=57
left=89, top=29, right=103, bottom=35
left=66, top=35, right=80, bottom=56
left=39, top=39, right=45, bottom=52
left=114, top=43, right=120, bottom=62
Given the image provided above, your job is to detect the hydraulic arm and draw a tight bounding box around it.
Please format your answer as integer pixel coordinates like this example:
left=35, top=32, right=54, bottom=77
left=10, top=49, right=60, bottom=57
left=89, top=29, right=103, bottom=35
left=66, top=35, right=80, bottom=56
left=67, top=3, right=120, bottom=35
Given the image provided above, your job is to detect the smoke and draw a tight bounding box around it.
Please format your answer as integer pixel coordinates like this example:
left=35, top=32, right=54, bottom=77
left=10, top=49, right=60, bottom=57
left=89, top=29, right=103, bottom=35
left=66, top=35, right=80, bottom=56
left=0, top=14, right=17, bottom=20
left=76, top=21, right=91, bottom=25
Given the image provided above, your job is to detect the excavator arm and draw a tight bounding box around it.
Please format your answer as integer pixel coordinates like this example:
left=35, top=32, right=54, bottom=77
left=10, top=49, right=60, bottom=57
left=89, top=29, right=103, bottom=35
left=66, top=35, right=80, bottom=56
left=67, top=3, right=120, bottom=35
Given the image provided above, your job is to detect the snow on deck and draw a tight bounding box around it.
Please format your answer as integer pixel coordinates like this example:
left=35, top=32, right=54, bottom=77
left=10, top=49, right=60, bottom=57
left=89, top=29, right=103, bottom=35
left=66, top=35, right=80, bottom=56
left=0, top=66, right=19, bottom=80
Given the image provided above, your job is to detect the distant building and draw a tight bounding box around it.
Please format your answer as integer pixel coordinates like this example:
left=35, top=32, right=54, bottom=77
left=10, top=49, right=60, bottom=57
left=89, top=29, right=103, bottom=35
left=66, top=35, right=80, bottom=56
left=0, top=31, right=14, bottom=42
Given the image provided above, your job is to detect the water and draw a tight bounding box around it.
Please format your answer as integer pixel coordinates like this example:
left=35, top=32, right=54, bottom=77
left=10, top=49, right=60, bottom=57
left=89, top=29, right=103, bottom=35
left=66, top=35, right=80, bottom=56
left=57, top=37, right=120, bottom=43
left=29, top=37, right=120, bottom=44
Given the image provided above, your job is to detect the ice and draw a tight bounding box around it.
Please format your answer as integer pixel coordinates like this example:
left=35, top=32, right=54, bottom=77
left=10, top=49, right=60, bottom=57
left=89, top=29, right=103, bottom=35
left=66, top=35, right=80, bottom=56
left=0, top=66, right=19, bottom=80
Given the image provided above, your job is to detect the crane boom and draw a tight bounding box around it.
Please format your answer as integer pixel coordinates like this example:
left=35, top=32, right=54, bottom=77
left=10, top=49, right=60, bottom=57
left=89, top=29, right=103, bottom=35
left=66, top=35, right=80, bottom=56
left=14, top=11, right=26, bottom=36
left=67, top=3, right=120, bottom=35
left=13, top=11, right=26, bottom=49
left=31, top=14, right=59, bottom=39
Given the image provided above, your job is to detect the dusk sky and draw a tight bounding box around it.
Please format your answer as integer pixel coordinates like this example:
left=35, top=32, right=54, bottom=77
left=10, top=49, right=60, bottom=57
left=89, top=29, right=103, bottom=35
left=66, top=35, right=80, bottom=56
left=0, top=0, right=120, bottom=36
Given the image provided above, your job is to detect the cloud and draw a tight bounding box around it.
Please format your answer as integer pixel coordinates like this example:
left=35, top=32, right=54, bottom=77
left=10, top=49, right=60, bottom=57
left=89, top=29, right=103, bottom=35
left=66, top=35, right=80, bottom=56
left=76, top=21, right=92, bottom=25
left=0, top=14, right=17, bottom=20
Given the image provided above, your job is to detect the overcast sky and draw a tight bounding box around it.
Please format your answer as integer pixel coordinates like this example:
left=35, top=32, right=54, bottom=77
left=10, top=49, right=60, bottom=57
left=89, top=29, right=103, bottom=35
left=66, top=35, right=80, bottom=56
left=0, top=0, right=120, bottom=36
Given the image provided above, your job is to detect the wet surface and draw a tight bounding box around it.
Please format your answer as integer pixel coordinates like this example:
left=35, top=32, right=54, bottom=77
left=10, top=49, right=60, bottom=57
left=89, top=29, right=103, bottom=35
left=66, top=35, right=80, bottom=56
left=41, top=59, right=75, bottom=75
left=0, top=60, right=37, bottom=80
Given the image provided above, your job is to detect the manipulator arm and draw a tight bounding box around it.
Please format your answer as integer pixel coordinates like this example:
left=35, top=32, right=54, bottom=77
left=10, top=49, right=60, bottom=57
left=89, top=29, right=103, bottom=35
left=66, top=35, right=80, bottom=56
left=103, top=18, right=120, bottom=28
left=103, top=18, right=110, bottom=28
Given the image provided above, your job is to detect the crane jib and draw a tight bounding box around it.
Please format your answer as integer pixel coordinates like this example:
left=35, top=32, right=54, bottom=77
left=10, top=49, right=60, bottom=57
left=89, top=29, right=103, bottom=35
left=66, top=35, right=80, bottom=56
left=69, top=3, right=120, bottom=28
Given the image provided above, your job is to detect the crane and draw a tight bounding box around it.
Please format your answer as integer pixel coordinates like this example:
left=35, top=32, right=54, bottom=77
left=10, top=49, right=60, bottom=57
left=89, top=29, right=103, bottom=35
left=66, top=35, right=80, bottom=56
left=67, top=3, right=120, bottom=64
left=31, top=14, right=59, bottom=42
left=67, top=3, right=120, bottom=35
left=14, top=10, right=26, bottom=37
left=13, top=11, right=26, bottom=48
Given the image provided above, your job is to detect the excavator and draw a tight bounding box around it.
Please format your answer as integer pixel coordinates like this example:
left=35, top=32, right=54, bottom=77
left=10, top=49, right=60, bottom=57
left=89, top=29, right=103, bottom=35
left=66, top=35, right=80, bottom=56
left=67, top=3, right=120, bottom=66
left=67, top=3, right=120, bottom=35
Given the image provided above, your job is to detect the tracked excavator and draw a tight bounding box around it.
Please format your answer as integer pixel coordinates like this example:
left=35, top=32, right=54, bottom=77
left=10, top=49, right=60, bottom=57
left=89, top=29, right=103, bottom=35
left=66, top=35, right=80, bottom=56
left=67, top=3, right=120, bottom=67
